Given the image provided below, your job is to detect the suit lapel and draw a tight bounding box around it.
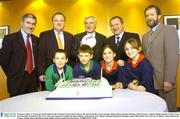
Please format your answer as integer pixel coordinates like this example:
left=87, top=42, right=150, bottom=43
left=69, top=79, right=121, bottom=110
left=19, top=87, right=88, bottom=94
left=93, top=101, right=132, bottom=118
left=145, top=25, right=163, bottom=48
left=31, top=35, right=37, bottom=57
left=17, top=31, right=26, bottom=52
left=50, top=30, right=59, bottom=49
left=64, top=31, right=67, bottom=50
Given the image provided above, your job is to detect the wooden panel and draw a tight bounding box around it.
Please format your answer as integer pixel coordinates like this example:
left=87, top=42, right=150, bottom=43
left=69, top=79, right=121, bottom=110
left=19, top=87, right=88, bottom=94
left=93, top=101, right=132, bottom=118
left=0, top=67, right=9, bottom=100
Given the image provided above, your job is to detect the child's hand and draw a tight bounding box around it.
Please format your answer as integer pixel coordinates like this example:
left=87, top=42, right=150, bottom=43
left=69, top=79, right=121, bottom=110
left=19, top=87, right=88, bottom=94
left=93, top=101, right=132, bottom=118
left=117, top=59, right=124, bottom=66
left=112, top=82, right=123, bottom=89
left=136, top=85, right=146, bottom=92
left=39, top=75, right=45, bottom=82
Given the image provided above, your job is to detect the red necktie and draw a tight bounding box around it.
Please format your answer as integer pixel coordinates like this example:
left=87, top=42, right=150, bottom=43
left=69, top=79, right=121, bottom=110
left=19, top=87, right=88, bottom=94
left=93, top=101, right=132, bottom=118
left=26, top=35, right=33, bottom=74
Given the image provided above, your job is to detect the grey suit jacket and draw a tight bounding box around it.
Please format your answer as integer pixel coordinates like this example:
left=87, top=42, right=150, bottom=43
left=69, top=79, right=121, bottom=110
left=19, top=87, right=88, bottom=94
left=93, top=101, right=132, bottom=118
left=142, top=24, right=179, bottom=90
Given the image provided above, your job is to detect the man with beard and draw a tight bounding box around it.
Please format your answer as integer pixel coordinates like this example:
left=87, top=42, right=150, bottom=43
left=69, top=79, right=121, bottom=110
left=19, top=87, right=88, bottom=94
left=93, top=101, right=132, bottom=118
left=0, top=13, right=39, bottom=97
left=142, top=5, right=179, bottom=111
left=72, top=16, right=106, bottom=63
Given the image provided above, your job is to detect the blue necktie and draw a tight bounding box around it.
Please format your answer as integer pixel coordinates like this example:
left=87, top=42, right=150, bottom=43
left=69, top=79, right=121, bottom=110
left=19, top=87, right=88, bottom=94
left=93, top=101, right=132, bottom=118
left=116, top=36, right=120, bottom=47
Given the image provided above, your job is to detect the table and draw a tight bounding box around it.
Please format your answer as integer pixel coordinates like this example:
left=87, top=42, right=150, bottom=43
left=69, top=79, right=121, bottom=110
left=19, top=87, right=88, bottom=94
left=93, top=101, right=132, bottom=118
left=0, top=89, right=168, bottom=112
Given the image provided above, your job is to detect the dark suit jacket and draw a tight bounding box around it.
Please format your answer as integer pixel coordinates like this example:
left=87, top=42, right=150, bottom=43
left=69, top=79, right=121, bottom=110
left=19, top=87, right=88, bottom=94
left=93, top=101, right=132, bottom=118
left=73, top=32, right=106, bottom=63
left=0, top=31, right=39, bottom=95
left=38, top=29, right=74, bottom=76
left=106, top=32, right=140, bottom=61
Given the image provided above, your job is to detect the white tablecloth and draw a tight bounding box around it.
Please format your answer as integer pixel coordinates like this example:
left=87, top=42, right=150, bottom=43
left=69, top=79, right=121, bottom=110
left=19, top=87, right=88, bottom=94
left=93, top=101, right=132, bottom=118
left=0, top=89, right=168, bottom=112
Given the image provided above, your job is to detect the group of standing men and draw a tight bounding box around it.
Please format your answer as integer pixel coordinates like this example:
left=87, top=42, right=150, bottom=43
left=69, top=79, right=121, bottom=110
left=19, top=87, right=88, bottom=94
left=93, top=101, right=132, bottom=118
left=0, top=5, right=179, bottom=112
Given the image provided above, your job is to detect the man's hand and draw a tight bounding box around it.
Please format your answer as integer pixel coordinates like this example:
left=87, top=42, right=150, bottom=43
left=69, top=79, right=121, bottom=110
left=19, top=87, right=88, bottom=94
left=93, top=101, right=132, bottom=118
left=163, top=81, right=173, bottom=92
left=39, top=75, right=45, bottom=82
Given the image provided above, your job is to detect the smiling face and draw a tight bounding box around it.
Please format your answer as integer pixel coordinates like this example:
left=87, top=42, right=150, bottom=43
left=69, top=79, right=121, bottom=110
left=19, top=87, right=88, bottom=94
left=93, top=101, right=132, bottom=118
left=53, top=14, right=65, bottom=32
left=103, top=47, right=116, bottom=64
left=84, top=17, right=96, bottom=33
left=53, top=52, right=68, bottom=70
left=110, top=18, right=124, bottom=35
left=124, top=43, right=140, bottom=61
left=21, top=17, right=36, bottom=34
left=145, top=7, right=161, bottom=28
left=78, top=52, right=93, bottom=66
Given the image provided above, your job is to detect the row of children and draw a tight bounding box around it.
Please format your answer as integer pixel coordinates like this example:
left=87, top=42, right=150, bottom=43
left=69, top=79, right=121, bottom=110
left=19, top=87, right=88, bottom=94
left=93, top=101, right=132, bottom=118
left=45, top=38, right=155, bottom=93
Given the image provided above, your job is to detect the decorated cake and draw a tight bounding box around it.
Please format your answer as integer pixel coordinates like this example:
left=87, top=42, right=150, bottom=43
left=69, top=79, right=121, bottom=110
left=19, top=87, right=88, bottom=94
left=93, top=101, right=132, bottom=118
left=46, top=77, right=112, bottom=100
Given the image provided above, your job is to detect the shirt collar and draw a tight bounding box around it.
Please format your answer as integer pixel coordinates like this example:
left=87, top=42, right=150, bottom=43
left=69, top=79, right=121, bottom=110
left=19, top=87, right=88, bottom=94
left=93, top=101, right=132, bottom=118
left=87, top=32, right=96, bottom=37
left=101, top=60, right=118, bottom=73
left=53, top=64, right=66, bottom=76
left=151, top=23, right=160, bottom=32
left=115, top=31, right=124, bottom=38
left=128, top=53, right=144, bottom=68
left=54, top=29, right=63, bottom=35
left=21, top=29, right=29, bottom=39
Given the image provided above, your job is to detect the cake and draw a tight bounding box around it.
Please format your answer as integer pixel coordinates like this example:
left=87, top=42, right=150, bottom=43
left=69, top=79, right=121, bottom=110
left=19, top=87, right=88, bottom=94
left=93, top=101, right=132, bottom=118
left=46, top=77, right=112, bottom=100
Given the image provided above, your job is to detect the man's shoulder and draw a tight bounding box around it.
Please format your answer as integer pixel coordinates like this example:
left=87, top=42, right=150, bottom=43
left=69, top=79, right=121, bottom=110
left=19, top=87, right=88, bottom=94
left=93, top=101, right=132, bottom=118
left=161, top=24, right=177, bottom=32
left=39, top=29, right=53, bottom=37
left=107, top=35, right=115, bottom=40
left=95, top=32, right=106, bottom=38
left=63, top=31, right=73, bottom=37
left=3, top=31, right=21, bottom=41
left=31, top=34, right=39, bottom=39
left=74, top=32, right=86, bottom=37
left=40, top=29, right=53, bottom=34
left=124, top=32, right=139, bottom=38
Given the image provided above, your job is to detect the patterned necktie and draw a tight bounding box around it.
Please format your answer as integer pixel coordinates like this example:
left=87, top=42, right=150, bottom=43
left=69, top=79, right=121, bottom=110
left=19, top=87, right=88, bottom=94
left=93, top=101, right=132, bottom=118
left=25, top=35, right=33, bottom=74
left=56, top=32, right=63, bottom=49
left=147, top=30, right=154, bottom=44
left=116, top=36, right=120, bottom=47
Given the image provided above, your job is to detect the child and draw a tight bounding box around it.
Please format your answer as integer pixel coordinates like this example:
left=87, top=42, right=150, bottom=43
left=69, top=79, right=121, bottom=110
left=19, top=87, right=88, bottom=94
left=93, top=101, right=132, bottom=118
left=73, top=44, right=101, bottom=79
left=102, top=44, right=131, bottom=89
left=124, top=38, right=155, bottom=93
left=45, top=49, right=73, bottom=91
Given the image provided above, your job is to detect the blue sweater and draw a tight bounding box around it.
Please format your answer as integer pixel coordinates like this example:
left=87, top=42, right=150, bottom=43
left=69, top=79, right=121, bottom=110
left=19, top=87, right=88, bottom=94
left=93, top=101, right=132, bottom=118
left=124, top=58, right=155, bottom=93
left=73, top=61, right=101, bottom=79
left=102, top=66, right=131, bottom=86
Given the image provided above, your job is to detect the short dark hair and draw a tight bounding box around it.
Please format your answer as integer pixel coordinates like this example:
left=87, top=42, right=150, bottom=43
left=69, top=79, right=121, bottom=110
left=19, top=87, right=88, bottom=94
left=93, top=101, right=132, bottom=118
left=54, top=49, right=68, bottom=58
left=78, top=45, right=93, bottom=55
left=52, top=12, right=66, bottom=21
left=144, top=5, right=161, bottom=15
left=22, top=13, right=37, bottom=24
left=102, top=44, right=116, bottom=54
left=110, top=16, right=123, bottom=24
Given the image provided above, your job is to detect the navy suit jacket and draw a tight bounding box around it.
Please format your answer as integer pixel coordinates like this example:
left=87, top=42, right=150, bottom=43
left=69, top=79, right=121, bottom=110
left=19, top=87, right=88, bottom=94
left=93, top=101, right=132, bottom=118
left=106, top=32, right=140, bottom=61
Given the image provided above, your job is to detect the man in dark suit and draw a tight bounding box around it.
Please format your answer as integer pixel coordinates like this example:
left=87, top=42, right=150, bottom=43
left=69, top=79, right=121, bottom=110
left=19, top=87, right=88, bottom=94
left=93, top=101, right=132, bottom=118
left=38, top=12, right=74, bottom=90
left=0, top=13, right=39, bottom=97
left=73, top=16, right=106, bottom=63
left=106, top=16, right=140, bottom=65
